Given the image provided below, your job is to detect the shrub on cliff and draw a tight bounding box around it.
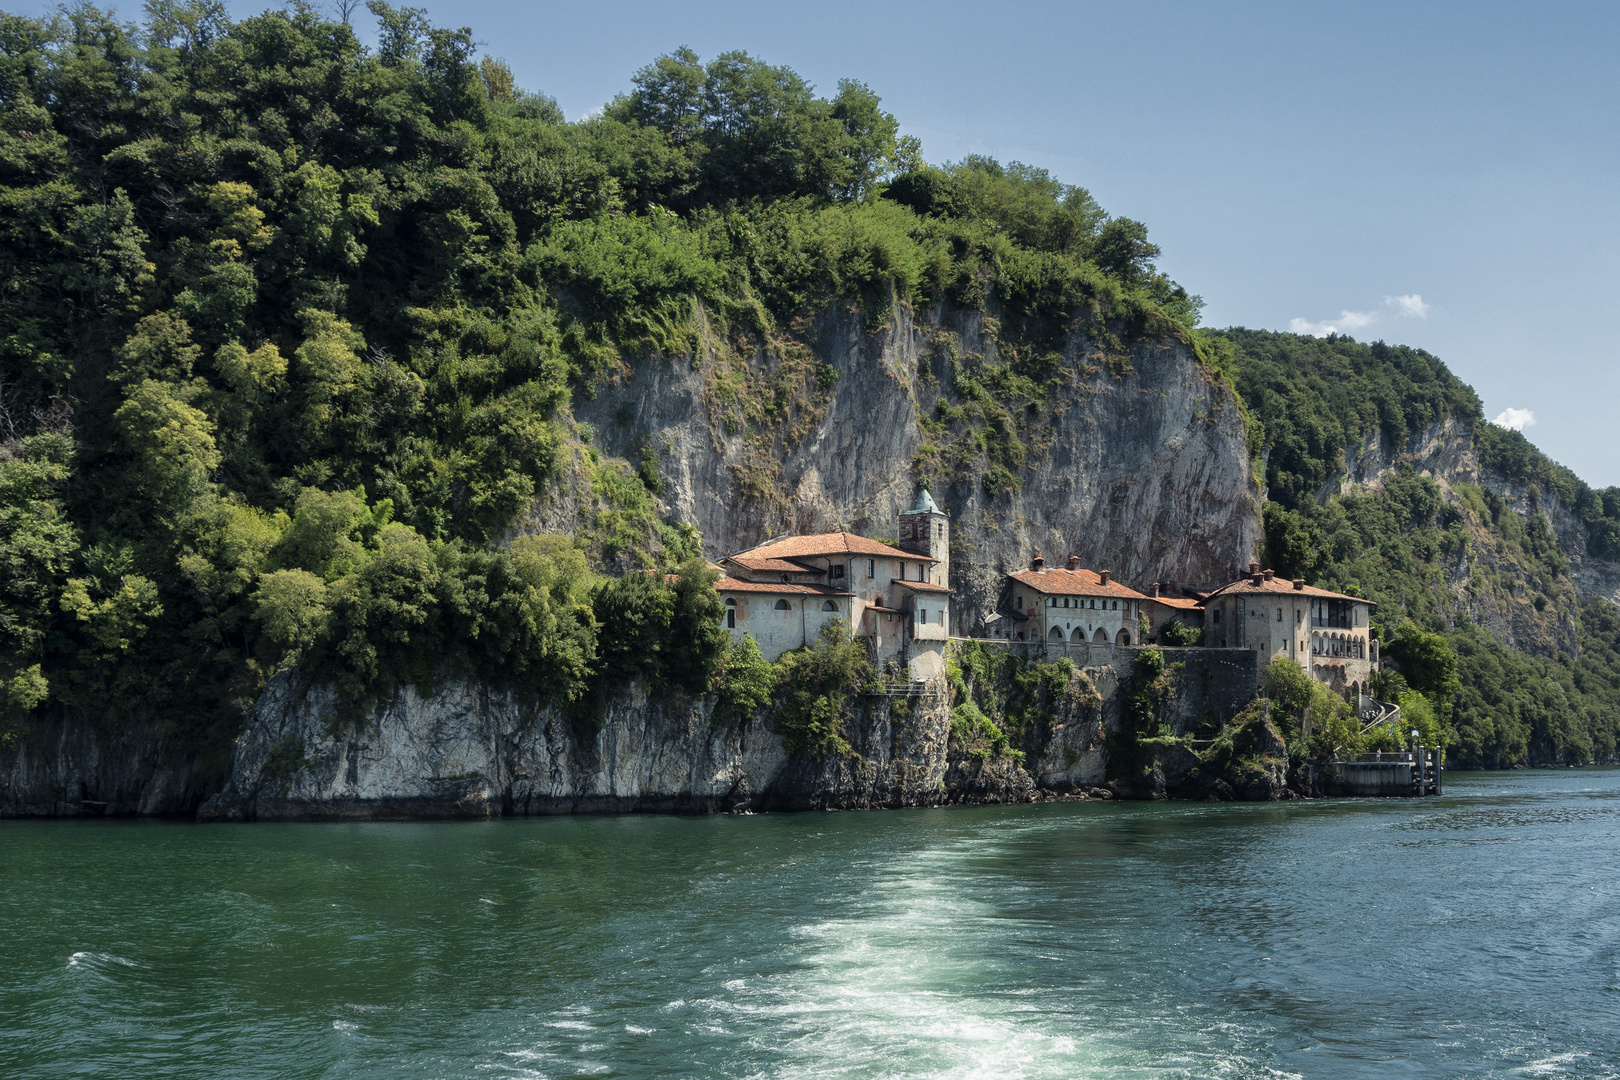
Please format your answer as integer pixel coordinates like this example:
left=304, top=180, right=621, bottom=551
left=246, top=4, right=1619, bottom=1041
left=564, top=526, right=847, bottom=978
left=948, top=700, right=1019, bottom=763
left=710, top=634, right=774, bottom=724
left=771, top=624, right=871, bottom=757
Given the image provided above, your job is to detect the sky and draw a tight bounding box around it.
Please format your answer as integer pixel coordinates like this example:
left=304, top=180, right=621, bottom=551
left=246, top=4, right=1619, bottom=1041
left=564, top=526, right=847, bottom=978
left=25, top=0, right=1620, bottom=485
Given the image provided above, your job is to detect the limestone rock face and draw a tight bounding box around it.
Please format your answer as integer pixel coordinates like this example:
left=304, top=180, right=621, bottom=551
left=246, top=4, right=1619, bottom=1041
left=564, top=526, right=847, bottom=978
left=1325, top=416, right=1620, bottom=657
left=0, top=717, right=203, bottom=817
left=565, top=304, right=1264, bottom=628
left=198, top=673, right=984, bottom=821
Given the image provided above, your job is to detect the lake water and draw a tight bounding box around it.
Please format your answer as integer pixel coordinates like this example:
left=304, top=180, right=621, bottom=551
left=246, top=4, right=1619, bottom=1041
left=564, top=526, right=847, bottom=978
left=3, top=769, right=1618, bottom=1079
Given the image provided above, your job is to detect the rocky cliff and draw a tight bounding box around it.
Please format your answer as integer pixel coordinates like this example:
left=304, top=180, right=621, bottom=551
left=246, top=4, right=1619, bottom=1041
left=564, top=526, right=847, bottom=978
left=554, top=303, right=1263, bottom=629
left=1323, top=416, right=1620, bottom=658
left=195, top=666, right=1046, bottom=821
left=0, top=302, right=1301, bottom=818
left=195, top=644, right=1274, bottom=820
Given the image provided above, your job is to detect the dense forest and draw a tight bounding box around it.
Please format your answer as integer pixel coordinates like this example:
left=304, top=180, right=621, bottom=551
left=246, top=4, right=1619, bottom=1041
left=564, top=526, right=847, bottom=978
left=1216, top=329, right=1620, bottom=765
left=1, top=2, right=1616, bottom=773
left=0, top=1, right=1193, bottom=769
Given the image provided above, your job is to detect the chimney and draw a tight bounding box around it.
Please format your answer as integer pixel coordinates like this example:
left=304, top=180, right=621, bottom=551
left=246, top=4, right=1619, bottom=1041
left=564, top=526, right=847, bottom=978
left=1151, top=582, right=1162, bottom=598
left=1068, top=555, right=1082, bottom=571
left=1293, top=579, right=1306, bottom=590
left=1099, top=570, right=1111, bottom=586
left=1263, top=569, right=1275, bottom=582
left=1248, top=561, right=1259, bottom=576
left=1031, top=555, right=1045, bottom=572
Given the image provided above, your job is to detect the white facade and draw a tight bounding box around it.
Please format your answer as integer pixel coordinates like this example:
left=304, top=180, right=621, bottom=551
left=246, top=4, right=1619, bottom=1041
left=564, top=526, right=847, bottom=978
left=1204, top=565, right=1377, bottom=694
left=715, top=497, right=953, bottom=682
left=998, top=558, right=1148, bottom=646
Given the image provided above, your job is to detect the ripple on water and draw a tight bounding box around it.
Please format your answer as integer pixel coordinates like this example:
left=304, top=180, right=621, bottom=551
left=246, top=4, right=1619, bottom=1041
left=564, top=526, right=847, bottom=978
left=3, top=770, right=1619, bottom=1079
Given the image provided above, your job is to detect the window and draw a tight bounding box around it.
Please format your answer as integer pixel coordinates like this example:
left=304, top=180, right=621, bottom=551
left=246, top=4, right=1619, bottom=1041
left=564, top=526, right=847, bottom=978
left=774, top=599, right=792, bottom=611
left=1213, top=609, right=1222, bottom=625
left=821, top=600, right=838, bottom=612
left=919, top=608, right=927, bottom=623
left=1276, top=608, right=1283, bottom=622
left=831, top=563, right=845, bottom=579
left=899, top=563, right=906, bottom=581
left=868, top=559, right=875, bottom=579
left=724, top=598, right=736, bottom=629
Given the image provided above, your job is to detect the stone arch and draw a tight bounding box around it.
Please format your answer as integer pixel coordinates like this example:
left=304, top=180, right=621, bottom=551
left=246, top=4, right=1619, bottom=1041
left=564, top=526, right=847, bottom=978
left=774, top=598, right=792, bottom=611
left=821, top=600, right=839, bottom=612
left=1049, top=625, right=1065, bottom=641
left=1093, top=627, right=1108, bottom=644
left=1116, top=628, right=1132, bottom=646
left=1070, top=626, right=1086, bottom=643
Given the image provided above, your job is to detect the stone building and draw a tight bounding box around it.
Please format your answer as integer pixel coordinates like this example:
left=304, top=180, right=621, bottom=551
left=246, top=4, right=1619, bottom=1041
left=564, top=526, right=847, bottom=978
left=1141, top=584, right=1204, bottom=643
left=996, top=556, right=1149, bottom=645
left=1202, top=563, right=1377, bottom=694
left=714, top=491, right=952, bottom=682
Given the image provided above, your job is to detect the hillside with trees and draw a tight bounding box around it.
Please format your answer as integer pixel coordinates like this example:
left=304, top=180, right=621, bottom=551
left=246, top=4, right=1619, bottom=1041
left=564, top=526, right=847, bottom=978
left=1, top=1, right=1616, bottom=778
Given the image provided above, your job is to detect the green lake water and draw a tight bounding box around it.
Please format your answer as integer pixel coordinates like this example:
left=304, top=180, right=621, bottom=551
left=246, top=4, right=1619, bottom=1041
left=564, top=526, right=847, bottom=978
left=3, top=768, right=1618, bottom=1079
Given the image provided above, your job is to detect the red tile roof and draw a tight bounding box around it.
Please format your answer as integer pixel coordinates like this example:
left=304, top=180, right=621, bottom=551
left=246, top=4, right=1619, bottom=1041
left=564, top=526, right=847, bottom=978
left=714, top=576, right=852, bottom=597
left=1006, top=567, right=1150, bottom=600
left=892, top=579, right=952, bottom=594
left=1205, top=575, right=1375, bottom=605
left=724, top=555, right=819, bottom=575
left=743, top=532, right=934, bottom=562
left=1147, top=596, right=1203, bottom=611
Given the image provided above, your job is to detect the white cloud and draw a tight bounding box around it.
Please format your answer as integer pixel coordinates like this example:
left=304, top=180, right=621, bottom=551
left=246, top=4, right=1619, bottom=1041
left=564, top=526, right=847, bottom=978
left=1289, top=310, right=1376, bottom=337
left=1386, top=293, right=1430, bottom=318
left=1290, top=292, right=1430, bottom=337
left=1492, top=407, right=1535, bottom=432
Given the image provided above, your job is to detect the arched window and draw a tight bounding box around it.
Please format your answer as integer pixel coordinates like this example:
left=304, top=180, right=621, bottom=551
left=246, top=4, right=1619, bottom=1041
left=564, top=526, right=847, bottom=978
left=1093, top=628, right=1109, bottom=644
left=821, top=600, right=838, bottom=612
left=1070, top=626, right=1086, bottom=643
left=774, top=599, right=792, bottom=611
left=725, top=597, right=736, bottom=629
left=1049, top=626, right=1064, bottom=641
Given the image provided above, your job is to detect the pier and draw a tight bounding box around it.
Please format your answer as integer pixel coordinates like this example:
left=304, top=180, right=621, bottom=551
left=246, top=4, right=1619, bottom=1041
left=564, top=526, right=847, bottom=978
left=1329, top=749, right=1443, bottom=797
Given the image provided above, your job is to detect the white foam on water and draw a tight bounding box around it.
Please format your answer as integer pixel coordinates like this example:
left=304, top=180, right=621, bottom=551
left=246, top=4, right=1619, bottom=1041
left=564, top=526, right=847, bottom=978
left=65, top=951, right=142, bottom=975
left=1516, top=1052, right=1609, bottom=1077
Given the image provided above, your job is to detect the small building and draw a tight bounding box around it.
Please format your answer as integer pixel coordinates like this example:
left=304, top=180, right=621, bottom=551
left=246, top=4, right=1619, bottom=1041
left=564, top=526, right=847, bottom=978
left=1141, top=584, right=1204, bottom=643
left=715, top=491, right=953, bottom=682
left=1202, top=563, right=1378, bottom=694
left=997, top=556, right=1149, bottom=645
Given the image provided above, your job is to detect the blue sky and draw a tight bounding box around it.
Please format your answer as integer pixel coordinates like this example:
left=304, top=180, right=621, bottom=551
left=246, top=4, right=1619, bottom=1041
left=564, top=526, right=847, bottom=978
left=30, top=0, right=1620, bottom=485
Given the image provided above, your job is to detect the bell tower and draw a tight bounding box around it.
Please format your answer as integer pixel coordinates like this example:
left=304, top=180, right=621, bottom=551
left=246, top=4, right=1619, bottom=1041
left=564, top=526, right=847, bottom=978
left=897, top=488, right=950, bottom=589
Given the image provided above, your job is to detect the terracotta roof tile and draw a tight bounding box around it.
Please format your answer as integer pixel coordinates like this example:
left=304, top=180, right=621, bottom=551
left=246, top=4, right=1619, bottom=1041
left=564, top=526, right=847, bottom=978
left=1147, top=596, right=1203, bottom=611
left=744, top=532, right=934, bottom=562
left=1205, top=576, right=1375, bottom=605
left=714, top=577, right=852, bottom=597
left=723, top=555, right=818, bottom=574
left=1006, top=567, right=1150, bottom=600
left=892, top=579, right=952, bottom=594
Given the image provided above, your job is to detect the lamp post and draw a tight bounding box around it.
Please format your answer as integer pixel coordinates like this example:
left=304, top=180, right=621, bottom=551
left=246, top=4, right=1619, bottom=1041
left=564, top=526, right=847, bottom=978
left=1412, top=728, right=1423, bottom=793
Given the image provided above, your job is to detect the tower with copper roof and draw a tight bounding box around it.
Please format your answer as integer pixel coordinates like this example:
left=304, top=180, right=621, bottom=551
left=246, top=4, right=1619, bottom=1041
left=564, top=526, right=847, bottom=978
left=897, top=488, right=949, bottom=589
